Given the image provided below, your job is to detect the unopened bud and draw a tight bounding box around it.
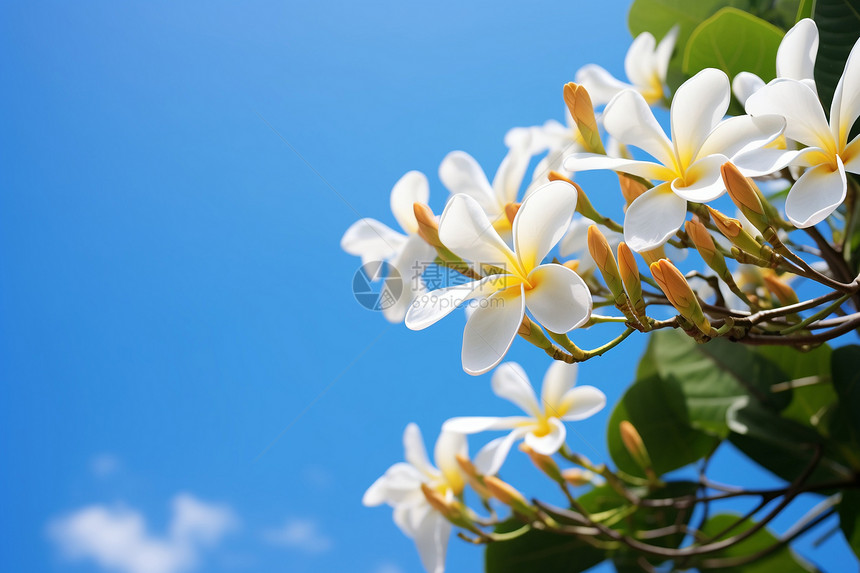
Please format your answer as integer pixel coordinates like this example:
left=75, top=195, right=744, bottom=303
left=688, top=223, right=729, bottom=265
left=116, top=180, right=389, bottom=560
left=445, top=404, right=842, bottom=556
left=504, top=202, right=521, bottom=226
left=587, top=226, right=625, bottom=303
left=685, top=218, right=729, bottom=276
left=563, top=82, right=605, bottom=154
left=618, top=174, right=648, bottom=206
left=639, top=246, right=667, bottom=266
left=619, top=421, right=653, bottom=474
left=561, top=468, right=595, bottom=487
left=455, top=454, right=492, bottom=500
left=763, top=273, right=800, bottom=306
left=617, top=242, right=645, bottom=318
left=721, top=163, right=771, bottom=235
left=519, top=443, right=564, bottom=483
left=421, top=483, right=461, bottom=521
left=650, top=259, right=711, bottom=335
left=707, top=207, right=774, bottom=263
left=483, top=476, right=536, bottom=517
left=562, top=259, right=581, bottom=273
left=413, top=203, right=441, bottom=247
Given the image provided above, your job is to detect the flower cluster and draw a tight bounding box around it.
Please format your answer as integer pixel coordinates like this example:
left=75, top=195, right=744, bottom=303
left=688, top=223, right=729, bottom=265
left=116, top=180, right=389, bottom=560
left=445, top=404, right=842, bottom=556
left=343, top=15, right=860, bottom=573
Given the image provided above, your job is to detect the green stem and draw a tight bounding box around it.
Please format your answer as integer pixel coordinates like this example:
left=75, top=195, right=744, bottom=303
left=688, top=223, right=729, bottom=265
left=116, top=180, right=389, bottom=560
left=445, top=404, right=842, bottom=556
left=778, top=293, right=852, bottom=335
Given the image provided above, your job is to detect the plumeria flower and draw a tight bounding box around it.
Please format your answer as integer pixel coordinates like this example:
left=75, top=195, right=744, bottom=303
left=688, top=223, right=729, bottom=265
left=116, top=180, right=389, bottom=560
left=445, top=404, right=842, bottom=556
left=363, top=424, right=469, bottom=573
left=341, top=171, right=437, bottom=322
left=733, top=18, right=818, bottom=105
left=576, top=26, right=679, bottom=107
left=564, top=68, right=788, bottom=252
left=745, top=37, right=860, bottom=228
left=506, top=110, right=589, bottom=181
left=438, top=138, right=532, bottom=237
left=405, top=181, right=592, bottom=375
left=443, top=362, right=606, bottom=474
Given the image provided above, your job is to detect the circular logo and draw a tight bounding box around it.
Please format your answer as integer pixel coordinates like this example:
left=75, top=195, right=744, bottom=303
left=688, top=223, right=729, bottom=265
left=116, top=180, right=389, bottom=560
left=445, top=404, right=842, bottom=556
left=352, top=260, right=403, bottom=311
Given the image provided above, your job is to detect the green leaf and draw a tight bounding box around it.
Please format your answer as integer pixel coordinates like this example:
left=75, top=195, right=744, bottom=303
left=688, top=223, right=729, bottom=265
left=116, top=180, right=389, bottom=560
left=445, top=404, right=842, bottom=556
left=781, top=381, right=839, bottom=434
left=839, top=489, right=860, bottom=559
left=728, top=397, right=850, bottom=483
left=796, top=0, right=814, bottom=21
left=683, top=8, right=784, bottom=84
left=813, top=0, right=860, bottom=111
left=638, top=330, right=792, bottom=438
left=484, top=518, right=604, bottom=573
left=831, top=345, right=860, bottom=438
left=608, top=373, right=720, bottom=477
left=694, top=514, right=816, bottom=572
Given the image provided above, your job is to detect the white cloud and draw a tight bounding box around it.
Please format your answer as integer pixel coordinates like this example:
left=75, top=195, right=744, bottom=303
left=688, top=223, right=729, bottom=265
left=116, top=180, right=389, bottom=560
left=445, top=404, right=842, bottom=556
left=48, top=493, right=237, bottom=573
left=90, top=454, right=121, bottom=478
left=262, top=518, right=332, bottom=554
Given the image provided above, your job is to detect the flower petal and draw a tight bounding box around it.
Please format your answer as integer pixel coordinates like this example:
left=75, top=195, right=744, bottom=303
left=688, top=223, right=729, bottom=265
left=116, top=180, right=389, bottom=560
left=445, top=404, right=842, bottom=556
left=831, top=37, right=860, bottom=147
left=524, top=264, right=592, bottom=333
left=670, top=68, right=730, bottom=169
left=493, top=140, right=532, bottom=205
left=491, top=361, right=540, bottom=416
left=746, top=79, right=833, bottom=150
left=524, top=417, right=567, bottom=456
left=541, top=361, right=579, bottom=413
left=603, top=89, right=675, bottom=167
left=462, top=286, right=525, bottom=375
left=563, top=153, right=672, bottom=181
left=404, top=423, right=434, bottom=476
left=559, top=386, right=607, bottom=421
left=438, top=151, right=498, bottom=214
left=390, top=171, right=430, bottom=235
left=340, top=218, right=407, bottom=265
left=363, top=462, right=426, bottom=507
left=574, top=64, right=633, bottom=107
left=776, top=18, right=818, bottom=84
left=438, top=194, right=518, bottom=268
left=384, top=235, right=437, bottom=323
left=732, top=72, right=765, bottom=106
left=513, top=181, right=578, bottom=271
left=654, top=26, right=679, bottom=82
left=413, top=510, right=451, bottom=573
left=624, top=31, right=658, bottom=92
left=732, top=147, right=804, bottom=177
left=623, top=183, right=687, bottom=252
left=697, top=114, right=785, bottom=160
left=434, top=431, right=468, bottom=493
left=785, top=156, right=847, bottom=228
left=671, top=154, right=727, bottom=203
left=404, top=274, right=507, bottom=331
left=442, top=416, right=529, bottom=434
left=474, top=429, right=530, bottom=476
left=843, top=135, right=860, bottom=174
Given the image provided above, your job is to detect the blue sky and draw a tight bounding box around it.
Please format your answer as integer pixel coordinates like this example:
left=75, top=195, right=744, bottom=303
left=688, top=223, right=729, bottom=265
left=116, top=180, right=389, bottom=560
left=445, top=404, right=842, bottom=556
left=0, top=1, right=855, bottom=572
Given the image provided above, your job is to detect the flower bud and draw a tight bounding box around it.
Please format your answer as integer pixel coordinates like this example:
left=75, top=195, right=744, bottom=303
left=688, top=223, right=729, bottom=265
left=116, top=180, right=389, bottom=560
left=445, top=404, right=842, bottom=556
left=483, top=476, right=536, bottom=518
left=587, top=225, right=625, bottom=303
left=519, top=443, right=564, bottom=483
left=504, top=202, right=521, bottom=226
left=563, top=82, right=605, bottom=154
left=619, top=421, right=653, bottom=474
left=763, top=272, right=800, bottom=306
left=721, top=163, right=771, bottom=235
left=618, top=174, right=648, bottom=206
left=420, top=483, right=462, bottom=521
left=616, top=242, right=645, bottom=319
left=454, top=454, right=492, bottom=500
left=639, top=245, right=667, bottom=266
left=562, top=259, right=581, bottom=273
left=685, top=218, right=729, bottom=276
left=561, top=468, right=595, bottom=487
left=707, top=207, right=774, bottom=263
left=413, top=203, right=442, bottom=248
left=650, top=259, right=712, bottom=335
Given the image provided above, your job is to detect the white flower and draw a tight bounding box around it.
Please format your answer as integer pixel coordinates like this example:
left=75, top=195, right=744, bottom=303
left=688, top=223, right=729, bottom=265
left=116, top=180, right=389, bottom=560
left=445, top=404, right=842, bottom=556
left=564, top=68, right=787, bottom=252
left=575, top=26, right=679, bottom=106
left=745, top=36, right=860, bottom=228
left=505, top=111, right=589, bottom=185
left=405, top=181, right=593, bottom=375
left=362, top=424, right=468, bottom=573
left=341, top=171, right=437, bottom=322
left=443, top=362, right=606, bottom=474
left=438, top=139, right=533, bottom=238
left=733, top=18, right=818, bottom=105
